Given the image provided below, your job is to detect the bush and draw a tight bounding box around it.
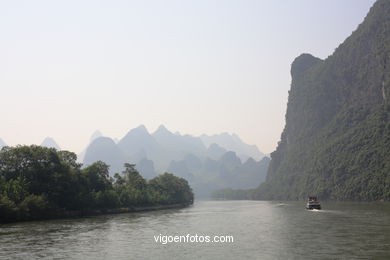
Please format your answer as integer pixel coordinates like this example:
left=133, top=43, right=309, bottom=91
left=19, top=194, right=49, bottom=220
left=95, top=190, right=120, bottom=209
left=0, top=195, right=18, bottom=222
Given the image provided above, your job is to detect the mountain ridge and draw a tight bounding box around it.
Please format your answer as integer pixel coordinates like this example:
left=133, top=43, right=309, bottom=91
left=200, top=132, right=264, bottom=161
left=82, top=125, right=268, bottom=198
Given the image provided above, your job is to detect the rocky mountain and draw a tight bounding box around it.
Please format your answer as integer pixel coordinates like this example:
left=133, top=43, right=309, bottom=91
left=255, top=0, right=390, bottom=201
left=41, top=137, right=61, bottom=150
left=200, top=133, right=264, bottom=161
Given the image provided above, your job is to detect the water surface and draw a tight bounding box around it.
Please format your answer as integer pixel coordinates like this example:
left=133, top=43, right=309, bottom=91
left=1, top=201, right=389, bottom=259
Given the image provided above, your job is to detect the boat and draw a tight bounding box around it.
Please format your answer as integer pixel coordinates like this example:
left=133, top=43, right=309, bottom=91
left=305, top=196, right=321, bottom=210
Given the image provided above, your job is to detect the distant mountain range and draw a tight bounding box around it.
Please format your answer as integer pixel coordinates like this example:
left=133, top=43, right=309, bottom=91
left=0, top=137, right=61, bottom=150
left=41, top=137, right=61, bottom=150
left=0, top=126, right=268, bottom=198
left=200, top=133, right=264, bottom=161
left=81, top=125, right=268, bottom=198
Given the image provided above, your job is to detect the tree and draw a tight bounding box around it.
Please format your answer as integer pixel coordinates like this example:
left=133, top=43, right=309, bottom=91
left=0, top=146, right=194, bottom=223
left=148, top=173, right=194, bottom=205
left=114, top=163, right=148, bottom=206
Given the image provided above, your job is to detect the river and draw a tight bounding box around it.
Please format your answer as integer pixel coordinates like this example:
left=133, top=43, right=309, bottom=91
left=1, top=200, right=389, bottom=259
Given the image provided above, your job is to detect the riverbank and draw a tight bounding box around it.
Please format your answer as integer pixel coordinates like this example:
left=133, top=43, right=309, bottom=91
left=0, top=202, right=193, bottom=224
left=66, top=202, right=194, bottom=217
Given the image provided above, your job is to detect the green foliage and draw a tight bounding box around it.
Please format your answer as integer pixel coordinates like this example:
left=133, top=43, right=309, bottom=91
left=81, top=161, right=113, bottom=192
left=114, top=163, right=148, bottom=206
left=0, top=194, right=18, bottom=222
left=19, top=194, right=49, bottom=220
left=0, top=145, right=194, bottom=223
left=94, top=190, right=120, bottom=209
left=148, top=173, right=194, bottom=205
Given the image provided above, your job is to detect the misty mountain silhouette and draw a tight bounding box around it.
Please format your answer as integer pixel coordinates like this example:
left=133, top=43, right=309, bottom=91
left=41, top=137, right=61, bottom=150
left=82, top=125, right=268, bottom=197
left=206, top=143, right=227, bottom=160
left=200, top=133, right=264, bottom=161
left=118, top=125, right=164, bottom=165
left=84, top=137, right=128, bottom=175
left=218, top=151, right=242, bottom=170
left=90, top=130, right=103, bottom=143
left=153, top=125, right=207, bottom=160
left=77, top=130, right=104, bottom=163
left=135, top=158, right=156, bottom=179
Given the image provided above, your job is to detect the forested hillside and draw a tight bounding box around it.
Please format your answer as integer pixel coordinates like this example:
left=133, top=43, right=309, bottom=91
left=254, top=0, right=390, bottom=201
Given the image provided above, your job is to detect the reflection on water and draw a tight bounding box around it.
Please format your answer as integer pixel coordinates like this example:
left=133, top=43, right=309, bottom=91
left=0, top=201, right=389, bottom=259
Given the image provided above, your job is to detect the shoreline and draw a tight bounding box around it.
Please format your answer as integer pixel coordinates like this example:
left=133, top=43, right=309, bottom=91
left=0, top=202, right=193, bottom=224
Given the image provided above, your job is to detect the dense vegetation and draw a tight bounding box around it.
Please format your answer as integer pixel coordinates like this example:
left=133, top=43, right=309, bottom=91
left=0, top=145, right=193, bottom=223
left=253, top=0, right=390, bottom=201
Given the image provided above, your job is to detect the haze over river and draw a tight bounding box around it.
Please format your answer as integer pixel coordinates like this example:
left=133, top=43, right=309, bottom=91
left=1, top=201, right=389, bottom=259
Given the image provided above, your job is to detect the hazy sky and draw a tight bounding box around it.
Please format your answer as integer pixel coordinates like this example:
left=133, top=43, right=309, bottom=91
left=0, top=0, right=376, bottom=154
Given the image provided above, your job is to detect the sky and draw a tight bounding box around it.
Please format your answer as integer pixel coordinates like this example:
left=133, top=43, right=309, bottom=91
left=0, top=0, right=376, bottom=154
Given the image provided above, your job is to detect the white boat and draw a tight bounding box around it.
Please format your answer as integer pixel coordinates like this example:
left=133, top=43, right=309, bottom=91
left=305, top=196, right=321, bottom=210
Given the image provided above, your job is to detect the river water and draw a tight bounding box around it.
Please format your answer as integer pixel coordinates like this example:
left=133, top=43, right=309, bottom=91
left=0, top=200, right=389, bottom=259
